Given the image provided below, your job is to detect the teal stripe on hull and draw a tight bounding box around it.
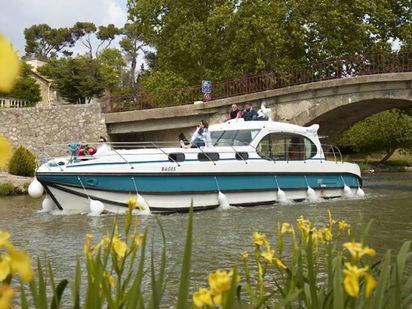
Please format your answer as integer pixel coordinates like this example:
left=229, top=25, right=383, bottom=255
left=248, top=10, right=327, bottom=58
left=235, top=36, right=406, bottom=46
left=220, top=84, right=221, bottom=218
left=37, top=174, right=360, bottom=193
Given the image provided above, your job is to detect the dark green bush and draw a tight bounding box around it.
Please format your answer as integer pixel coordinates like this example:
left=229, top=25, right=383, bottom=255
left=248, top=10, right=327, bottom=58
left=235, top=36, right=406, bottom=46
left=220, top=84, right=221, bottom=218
left=0, top=183, right=15, bottom=196
left=8, top=146, right=36, bottom=177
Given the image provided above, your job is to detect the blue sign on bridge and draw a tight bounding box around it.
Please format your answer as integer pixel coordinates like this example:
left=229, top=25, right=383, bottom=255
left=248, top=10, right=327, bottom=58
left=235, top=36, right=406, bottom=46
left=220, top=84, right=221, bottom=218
left=202, top=80, right=211, bottom=93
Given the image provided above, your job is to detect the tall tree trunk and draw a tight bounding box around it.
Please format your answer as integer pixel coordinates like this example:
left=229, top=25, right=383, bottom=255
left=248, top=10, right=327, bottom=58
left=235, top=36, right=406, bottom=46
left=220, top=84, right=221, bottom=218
left=130, top=58, right=136, bottom=90
left=379, top=149, right=396, bottom=163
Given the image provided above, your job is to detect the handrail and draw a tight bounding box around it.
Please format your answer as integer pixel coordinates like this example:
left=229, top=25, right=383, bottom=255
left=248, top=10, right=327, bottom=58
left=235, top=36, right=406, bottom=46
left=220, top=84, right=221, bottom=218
left=36, top=141, right=346, bottom=164
left=151, top=142, right=181, bottom=167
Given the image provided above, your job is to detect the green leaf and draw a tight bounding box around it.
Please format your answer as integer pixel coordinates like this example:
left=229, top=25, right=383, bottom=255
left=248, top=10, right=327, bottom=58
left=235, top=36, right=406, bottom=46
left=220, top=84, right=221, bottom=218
left=50, top=280, right=69, bottom=309
left=176, top=203, right=194, bottom=309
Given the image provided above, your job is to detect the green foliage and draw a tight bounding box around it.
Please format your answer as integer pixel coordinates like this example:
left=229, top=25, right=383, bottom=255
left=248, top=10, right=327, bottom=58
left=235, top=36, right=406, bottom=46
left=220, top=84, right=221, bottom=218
left=24, top=24, right=75, bottom=60
left=0, top=182, right=14, bottom=196
left=8, top=146, right=36, bottom=177
left=8, top=77, right=41, bottom=103
left=127, top=0, right=411, bottom=86
left=337, top=109, right=412, bottom=163
left=119, top=23, right=145, bottom=89
left=72, top=22, right=121, bottom=58
left=140, top=70, right=188, bottom=92
left=97, top=49, right=126, bottom=93
left=38, top=57, right=105, bottom=104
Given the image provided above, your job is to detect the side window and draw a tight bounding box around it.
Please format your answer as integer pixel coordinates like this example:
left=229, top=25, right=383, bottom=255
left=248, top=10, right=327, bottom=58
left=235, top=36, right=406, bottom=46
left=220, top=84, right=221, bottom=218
left=256, top=134, right=317, bottom=161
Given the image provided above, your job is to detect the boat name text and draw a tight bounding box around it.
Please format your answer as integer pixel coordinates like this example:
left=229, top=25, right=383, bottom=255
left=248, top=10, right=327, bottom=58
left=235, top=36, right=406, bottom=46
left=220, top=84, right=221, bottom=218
left=161, top=166, right=176, bottom=172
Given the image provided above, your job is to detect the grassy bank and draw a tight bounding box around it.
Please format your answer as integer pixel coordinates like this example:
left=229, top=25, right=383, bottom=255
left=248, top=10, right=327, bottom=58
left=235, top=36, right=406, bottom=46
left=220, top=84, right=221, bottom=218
left=342, top=151, right=412, bottom=173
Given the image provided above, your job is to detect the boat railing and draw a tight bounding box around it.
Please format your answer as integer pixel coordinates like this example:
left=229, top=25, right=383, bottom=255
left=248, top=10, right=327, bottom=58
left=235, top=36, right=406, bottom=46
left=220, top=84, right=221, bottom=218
left=322, top=144, right=343, bottom=163
left=36, top=141, right=345, bottom=165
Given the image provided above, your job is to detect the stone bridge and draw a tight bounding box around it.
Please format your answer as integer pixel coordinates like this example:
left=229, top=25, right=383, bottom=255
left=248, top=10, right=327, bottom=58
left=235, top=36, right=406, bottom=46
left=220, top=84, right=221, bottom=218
left=105, top=72, right=412, bottom=144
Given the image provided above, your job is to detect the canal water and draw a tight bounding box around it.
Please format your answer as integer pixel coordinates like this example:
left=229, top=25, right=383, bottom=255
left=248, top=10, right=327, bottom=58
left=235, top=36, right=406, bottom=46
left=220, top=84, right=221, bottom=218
left=0, top=172, right=411, bottom=305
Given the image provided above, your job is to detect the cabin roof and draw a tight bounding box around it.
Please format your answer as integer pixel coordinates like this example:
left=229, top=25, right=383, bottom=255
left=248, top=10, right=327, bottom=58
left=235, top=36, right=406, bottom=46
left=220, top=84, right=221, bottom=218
left=209, top=119, right=318, bottom=134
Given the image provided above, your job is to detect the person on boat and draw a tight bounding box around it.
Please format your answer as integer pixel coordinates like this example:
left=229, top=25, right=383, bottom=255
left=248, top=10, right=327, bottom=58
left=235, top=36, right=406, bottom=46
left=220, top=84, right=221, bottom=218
left=76, top=142, right=97, bottom=156
left=95, top=136, right=111, bottom=155
left=225, top=104, right=242, bottom=122
left=242, top=103, right=258, bottom=121
left=190, top=120, right=211, bottom=148
left=288, top=137, right=305, bottom=160
left=252, top=102, right=271, bottom=121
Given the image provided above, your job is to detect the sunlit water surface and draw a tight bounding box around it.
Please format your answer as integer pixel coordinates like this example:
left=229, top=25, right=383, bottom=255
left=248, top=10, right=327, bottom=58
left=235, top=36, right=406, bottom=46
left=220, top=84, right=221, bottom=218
left=1, top=173, right=411, bottom=306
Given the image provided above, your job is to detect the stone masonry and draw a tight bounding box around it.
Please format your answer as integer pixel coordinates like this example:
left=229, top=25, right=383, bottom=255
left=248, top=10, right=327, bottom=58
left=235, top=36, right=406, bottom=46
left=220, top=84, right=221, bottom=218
left=0, top=103, right=107, bottom=158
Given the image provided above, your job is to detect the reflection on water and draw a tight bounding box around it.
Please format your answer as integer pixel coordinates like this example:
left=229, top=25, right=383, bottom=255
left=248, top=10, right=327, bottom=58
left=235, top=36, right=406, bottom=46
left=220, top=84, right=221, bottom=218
left=0, top=173, right=411, bottom=304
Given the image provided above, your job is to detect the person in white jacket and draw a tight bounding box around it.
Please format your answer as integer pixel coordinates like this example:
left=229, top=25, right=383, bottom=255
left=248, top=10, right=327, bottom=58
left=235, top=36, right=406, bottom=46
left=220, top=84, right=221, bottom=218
left=254, top=102, right=271, bottom=121
left=190, top=120, right=211, bottom=147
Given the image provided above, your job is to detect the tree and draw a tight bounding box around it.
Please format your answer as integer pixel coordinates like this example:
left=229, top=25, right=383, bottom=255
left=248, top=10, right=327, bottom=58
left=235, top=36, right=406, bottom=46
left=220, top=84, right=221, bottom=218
left=127, top=0, right=411, bottom=87
left=38, top=57, right=105, bottom=104
left=119, top=23, right=145, bottom=89
left=337, top=109, right=412, bottom=163
left=24, top=24, right=75, bottom=60
left=71, top=22, right=122, bottom=58
left=97, top=48, right=126, bottom=93
left=71, top=22, right=97, bottom=58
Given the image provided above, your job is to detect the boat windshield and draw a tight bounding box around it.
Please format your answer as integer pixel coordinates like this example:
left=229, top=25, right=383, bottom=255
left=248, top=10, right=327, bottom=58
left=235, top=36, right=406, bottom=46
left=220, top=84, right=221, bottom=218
left=211, top=129, right=261, bottom=146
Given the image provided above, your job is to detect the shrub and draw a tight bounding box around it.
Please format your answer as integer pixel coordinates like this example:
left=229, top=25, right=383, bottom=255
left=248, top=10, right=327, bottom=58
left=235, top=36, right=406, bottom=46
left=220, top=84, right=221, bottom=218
left=0, top=182, right=14, bottom=195
left=8, top=145, right=36, bottom=177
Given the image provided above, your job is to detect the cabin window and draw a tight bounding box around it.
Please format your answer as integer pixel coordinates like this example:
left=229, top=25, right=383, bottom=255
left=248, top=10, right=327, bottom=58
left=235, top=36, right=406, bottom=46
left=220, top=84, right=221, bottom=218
left=235, top=152, right=249, bottom=160
left=256, top=133, right=317, bottom=161
left=168, top=153, right=185, bottom=162
left=198, top=152, right=220, bottom=161
left=211, top=129, right=260, bottom=146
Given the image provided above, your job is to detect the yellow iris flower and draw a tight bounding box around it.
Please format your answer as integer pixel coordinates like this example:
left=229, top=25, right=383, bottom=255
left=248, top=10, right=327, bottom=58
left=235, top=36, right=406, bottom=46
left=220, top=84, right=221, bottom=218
left=208, top=269, right=231, bottom=294
left=343, top=240, right=376, bottom=261
left=0, top=136, right=11, bottom=168
left=8, top=249, right=33, bottom=282
left=241, top=251, right=248, bottom=259
left=0, top=257, right=11, bottom=281
left=261, top=250, right=275, bottom=264
left=296, top=216, right=311, bottom=235
left=281, top=223, right=295, bottom=236
left=84, top=234, right=93, bottom=256
left=112, top=237, right=127, bottom=258
left=343, top=263, right=376, bottom=298
left=0, top=284, right=15, bottom=309
left=322, top=228, right=333, bottom=242
left=104, top=271, right=115, bottom=288
left=193, top=287, right=213, bottom=307
left=364, top=272, right=377, bottom=297
left=253, top=232, right=266, bottom=246
left=0, top=33, right=21, bottom=93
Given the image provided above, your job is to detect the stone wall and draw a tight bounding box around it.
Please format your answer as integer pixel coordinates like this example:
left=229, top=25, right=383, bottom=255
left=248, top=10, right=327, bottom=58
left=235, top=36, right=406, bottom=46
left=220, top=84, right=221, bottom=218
left=0, top=103, right=107, bottom=158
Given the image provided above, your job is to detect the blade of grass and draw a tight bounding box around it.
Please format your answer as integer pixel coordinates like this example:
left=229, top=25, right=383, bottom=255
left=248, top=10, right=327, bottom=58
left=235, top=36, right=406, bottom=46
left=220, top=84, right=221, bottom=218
left=333, top=254, right=344, bottom=309
left=19, top=281, right=29, bottom=309
left=176, top=203, right=193, bottom=309
left=70, top=257, right=81, bottom=309
left=306, top=233, right=319, bottom=309
left=50, top=280, right=69, bottom=309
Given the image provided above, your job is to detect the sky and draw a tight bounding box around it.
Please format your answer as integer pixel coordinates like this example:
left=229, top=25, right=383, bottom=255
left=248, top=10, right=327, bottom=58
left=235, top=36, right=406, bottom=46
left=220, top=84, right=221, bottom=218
left=0, top=0, right=129, bottom=56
